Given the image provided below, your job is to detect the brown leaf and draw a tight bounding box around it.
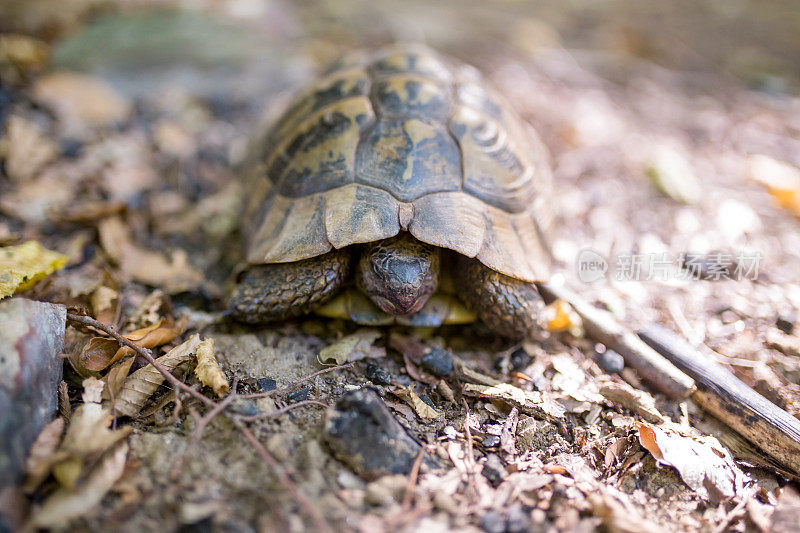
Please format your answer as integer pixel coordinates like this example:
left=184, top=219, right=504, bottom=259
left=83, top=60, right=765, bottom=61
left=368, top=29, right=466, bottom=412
left=79, top=317, right=185, bottom=372
left=112, top=334, right=201, bottom=418
left=103, top=358, right=136, bottom=401
left=318, top=329, right=384, bottom=365
left=393, top=386, right=440, bottom=420
left=23, top=418, right=65, bottom=492
left=80, top=337, right=122, bottom=372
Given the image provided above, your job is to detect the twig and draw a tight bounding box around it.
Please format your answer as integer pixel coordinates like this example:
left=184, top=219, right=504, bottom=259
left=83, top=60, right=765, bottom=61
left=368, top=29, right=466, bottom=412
left=401, top=446, right=426, bottom=510
left=66, top=313, right=214, bottom=408
left=236, top=400, right=329, bottom=422
left=238, top=362, right=355, bottom=399
left=231, top=419, right=335, bottom=533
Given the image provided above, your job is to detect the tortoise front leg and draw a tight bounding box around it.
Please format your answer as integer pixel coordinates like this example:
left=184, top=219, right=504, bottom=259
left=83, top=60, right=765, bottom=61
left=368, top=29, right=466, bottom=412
left=455, top=257, right=544, bottom=338
left=230, top=249, right=351, bottom=323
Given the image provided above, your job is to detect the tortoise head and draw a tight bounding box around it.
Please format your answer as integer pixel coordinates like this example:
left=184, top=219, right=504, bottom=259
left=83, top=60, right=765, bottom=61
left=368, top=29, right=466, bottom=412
left=356, top=233, right=440, bottom=315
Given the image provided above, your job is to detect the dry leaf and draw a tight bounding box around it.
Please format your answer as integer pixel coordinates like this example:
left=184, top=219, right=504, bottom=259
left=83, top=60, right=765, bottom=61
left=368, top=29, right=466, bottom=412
left=0, top=114, right=57, bottom=182
left=112, top=334, right=201, bottom=418
left=194, top=338, right=229, bottom=397
left=394, top=386, right=440, bottom=419
left=588, top=489, right=667, bottom=533
left=80, top=317, right=185, bottom=371
left=318, top=328, right=384, bottom=365
left=28, top=442, right=129, bottom=529
left=98, top=216, right=203, bottom=293
left=0, top=240, right=68, bottom=299
left=23, top=418, right=65, bottom=492
left=599, top=381, right=665, bottom=424
left=103, top=358, right=136, bottom=401
left=636, top=421, right=750, bottom=501
left=463, top=383, right=566, bottom=419
left=90, top=286, right=118, bottom=324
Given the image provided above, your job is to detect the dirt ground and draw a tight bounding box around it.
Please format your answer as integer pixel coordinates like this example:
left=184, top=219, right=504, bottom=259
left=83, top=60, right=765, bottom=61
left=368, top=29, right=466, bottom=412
left=3, top=1, right=800, bottom=531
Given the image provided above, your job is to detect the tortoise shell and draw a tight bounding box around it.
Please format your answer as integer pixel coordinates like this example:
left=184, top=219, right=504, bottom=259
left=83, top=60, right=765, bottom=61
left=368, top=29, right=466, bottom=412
left=242, top=44, right=552, bottom=282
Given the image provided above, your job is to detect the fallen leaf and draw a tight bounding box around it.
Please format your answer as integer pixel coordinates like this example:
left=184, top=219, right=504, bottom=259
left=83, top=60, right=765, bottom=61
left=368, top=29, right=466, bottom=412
left=0, top=34, right=49, bottom=85
left=90, top=286, right=118, bottom=324
left=588, top=489, right=667, bottom=533
left=194, top=338, right=229, bottom=397
left=23, top=418, right=65, bottom=492
left=112, top=334, right=201, bottom=418
left=0, top=240, right=68, bottom=299
left=394, top=386, right=440, bottom=419
left=28, top=442, right=128, bottom=529
left=0, top=114, right=58, bottom=182
left=102, top=358, right=136, bottom=401
left=79, top=317, right=185, bottom=371
left=645, top=143, right=702, bottom=205
left=98, top=216, right=203, bottom=293
left=599, top=381, right=665, bottom=424
left=33, top=71, right=132, bottom=135
left=636, top=421, right=750, bottom=501
left=318, top=329, right=384, bottom=365
left=463, top=383, right=565, bottom=419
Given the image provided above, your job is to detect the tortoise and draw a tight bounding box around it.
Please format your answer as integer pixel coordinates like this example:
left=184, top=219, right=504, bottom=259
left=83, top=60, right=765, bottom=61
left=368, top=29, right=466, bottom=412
left=229, top=44, right=553, bottom=338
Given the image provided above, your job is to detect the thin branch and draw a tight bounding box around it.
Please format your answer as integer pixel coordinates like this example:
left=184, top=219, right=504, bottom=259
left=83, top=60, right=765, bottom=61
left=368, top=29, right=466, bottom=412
left=239, top=363, right=355, bottom=400
left=236, top=400, right=329, bottom=422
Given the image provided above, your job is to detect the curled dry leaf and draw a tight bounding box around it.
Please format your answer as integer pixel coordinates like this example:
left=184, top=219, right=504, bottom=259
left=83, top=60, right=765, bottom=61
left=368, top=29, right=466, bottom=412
left=318, top=328, right=384, bottom=365
left=194, top=338, right=229, bottom=397
left=102, top=357, right=136, bottom=401
left=80, top=316, right=185, bottom=371
left=112, top=334, right=201, bottom=418
left=89, top=285, right=118, bottom=324
left=0, top=240, right=68, bottom=299
left=28, top=442, right=129, bottom=529
left=599, top=381, right=665, bottom=424
left=24, top=418, right=65, bottom=492
left=98, top=216, right=204, bottom=293
left=394, top=386, right=440, bottom=419
left=463, top=383, right=566, bottom=419
left=636, top=421, right=750, bottom=501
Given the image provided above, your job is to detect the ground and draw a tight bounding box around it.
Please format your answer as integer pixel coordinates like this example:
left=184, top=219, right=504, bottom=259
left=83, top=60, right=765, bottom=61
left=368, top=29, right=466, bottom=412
left=2, top=1, right=800, bottom=531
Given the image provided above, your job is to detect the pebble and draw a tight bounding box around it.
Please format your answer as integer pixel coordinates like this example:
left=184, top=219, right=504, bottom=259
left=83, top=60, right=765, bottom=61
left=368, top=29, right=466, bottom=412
left=442, top=425, right=457, bottom=440
left=481, top=510, right=506, bottom=533
left=257, top=377, right=277, bottom=392
left=594, top=349, right=625, bottom=374
left=506, top=504, right=532, bottom=533
left=365, top=362, right=392, bottom=385
left=509, top=348, right=533, bottom=372
left=287, top=386, right=310, bottom=403
left=420, top=347, right=454, bottom=377
left=482, top=435, right=501, bottom=448
left=481, top=454, right=507, bottom=487
left=323, top=388, right=431, bottom=479
left=776, top=313, right=795, bottom=335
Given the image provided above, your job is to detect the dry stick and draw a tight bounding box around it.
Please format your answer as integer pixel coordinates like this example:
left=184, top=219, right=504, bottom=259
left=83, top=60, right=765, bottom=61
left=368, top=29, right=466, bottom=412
left=231, top=418, right=335, bottom=533
left=65, top=313, right=337, bottom=533
left=536, top=283, right=800, bottom=477
left=239, top=363, right=355, bottom=400
left=237, top=400, right=329, bottom=422
left=401, top=446, right=426, bottom=511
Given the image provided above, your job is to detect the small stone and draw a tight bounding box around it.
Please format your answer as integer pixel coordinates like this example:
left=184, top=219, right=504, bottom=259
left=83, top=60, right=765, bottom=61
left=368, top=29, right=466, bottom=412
left=365, top=362, right=392, bottom=385
left=484, top=422, right=503, bottom=435
left=481, top=454, right=507, bottom=487
left=481, top=510, right=507, bottom=533
left=506, top=504, right=532, bottom=533
left=595, top=349, right=625, bottom=374
left=777, top=313, right=795, bottom=335
left=287, top=386, right=310, bottom=403
left=442, top=425, right=457, bottom=440
left=482, top=435, right=501, bottom=448
left=509, top=348, right=533, bottom=372
left=323, top=388, right=431, bottom=479
left=229, top=398, right=259, bottom=417
left=257, top=377, right=277, bottom=392
left=420, top=347, right=454, bottom=377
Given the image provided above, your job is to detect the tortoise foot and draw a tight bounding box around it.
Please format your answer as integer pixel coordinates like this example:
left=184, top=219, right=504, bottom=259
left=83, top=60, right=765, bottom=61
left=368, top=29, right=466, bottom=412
left=230, top=249, right=351, bottom=323
left=456, top=257, right=544, bottom=339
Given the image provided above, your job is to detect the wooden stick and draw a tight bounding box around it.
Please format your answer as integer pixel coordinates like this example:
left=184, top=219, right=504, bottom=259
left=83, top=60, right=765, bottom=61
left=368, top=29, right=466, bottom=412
left=536, top=283, right=695, bottom=398
left=639, top=324, right=800, bottom=476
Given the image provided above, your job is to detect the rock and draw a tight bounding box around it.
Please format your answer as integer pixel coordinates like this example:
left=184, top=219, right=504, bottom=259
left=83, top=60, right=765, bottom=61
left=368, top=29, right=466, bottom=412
left=257, top=377, right=277, bottom=392
left=365, top=362, right=392, bottom=385
left=441, top=425, right=457, bottom=440
left=0, top=298, right=65, bottom=489
left=506, top=504, right=532, bottom=533
left=420, top=347, right=453, bottom=377
left=323, top=388, right=426, bottom=479
left=481, top=454, right=507, bottom=487
left=481, top=510, right=506, bottom=533
left=776, top=313, right=795, bottom=335
left=482, top=435, right=501, bottom=448
left=594, top=349, right=625, bottom=374
left=287, top=386, right=310, bottom=403
left=509, top=348, right=533, bottom=372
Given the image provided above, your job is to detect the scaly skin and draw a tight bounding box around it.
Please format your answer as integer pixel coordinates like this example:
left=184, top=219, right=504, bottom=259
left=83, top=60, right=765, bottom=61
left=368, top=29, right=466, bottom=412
left=455, top=255, right=544, bottom=339
left=229, top=249, right=351, bottom=323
